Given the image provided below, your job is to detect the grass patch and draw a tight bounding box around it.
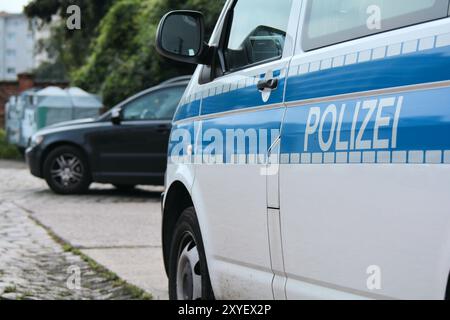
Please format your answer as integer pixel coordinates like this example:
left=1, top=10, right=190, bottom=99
left=19, top=291, right=34, bottom=300
left=0, top=129, right=21, bottom=160
left=31, top=217, right=152, bottom=300
left=4, top=286, right=17, bottom=294
left=63, top=244, right=152, bottom=300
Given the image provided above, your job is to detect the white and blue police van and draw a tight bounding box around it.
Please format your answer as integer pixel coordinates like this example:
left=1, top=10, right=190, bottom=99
left=156, top=0, right=450, bottom=300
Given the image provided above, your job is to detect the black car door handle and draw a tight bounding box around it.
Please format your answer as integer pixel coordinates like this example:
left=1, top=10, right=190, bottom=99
left=257, top=78, right=278, bottom=91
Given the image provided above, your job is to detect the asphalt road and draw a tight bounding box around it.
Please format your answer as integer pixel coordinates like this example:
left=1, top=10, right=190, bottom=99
left=0, top=160, right=168, bottom=299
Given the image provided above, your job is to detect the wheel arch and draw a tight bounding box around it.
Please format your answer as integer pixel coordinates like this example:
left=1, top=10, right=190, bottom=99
left=162, top=180, right=194, bottom=275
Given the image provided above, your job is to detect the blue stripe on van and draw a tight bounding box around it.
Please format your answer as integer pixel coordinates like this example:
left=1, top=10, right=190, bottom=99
left=173, top=45, right=450, bottom=122
left=168, top=85, right=450, bottom=164
left=285, top=45, right=450, bottom=103
left=168, top=121, right=197, bottom=159
left=281, top=86, right=450, bottom=158
left=173, top=99, right=201, bottom=122
left=198, top=107, right=285, bottom=163
left=168, top=107, right=285, bottom=163
left=200, top=78, right=286, bottom=116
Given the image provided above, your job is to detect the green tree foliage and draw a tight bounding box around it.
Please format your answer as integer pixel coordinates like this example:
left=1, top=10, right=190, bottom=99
left=26, top=0, right=225, bottom=108
left=25, top=0, right=115, bottom=76
left=73, top=0, right=225, bottom=108
left=0, top=130, right=21, bottom=160
left=33, top=24, right=68, bottom=82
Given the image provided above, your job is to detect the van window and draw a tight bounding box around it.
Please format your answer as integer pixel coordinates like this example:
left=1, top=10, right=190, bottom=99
left=303, top=0, right=450, bottom=51
left=223, top=0, right=293, bottom=72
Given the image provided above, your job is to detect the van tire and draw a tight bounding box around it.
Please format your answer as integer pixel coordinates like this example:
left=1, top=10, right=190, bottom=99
left=43, top=145, right=91, bottom=195
left=168, top=207, right=214, bottom=300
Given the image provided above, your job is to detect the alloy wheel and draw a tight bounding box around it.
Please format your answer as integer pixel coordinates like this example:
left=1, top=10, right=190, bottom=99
left=50, top=153, right=84, bottom=188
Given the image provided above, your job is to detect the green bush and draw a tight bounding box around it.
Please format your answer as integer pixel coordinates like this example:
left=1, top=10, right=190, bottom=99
left=26, top=0, right=225, bottom=109
left=0, top=130, right=21, bottom=160
left=72, top=0, right=225, bottom=108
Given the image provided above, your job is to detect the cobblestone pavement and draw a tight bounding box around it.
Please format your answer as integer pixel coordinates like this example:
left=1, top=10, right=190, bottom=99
left=0, top=201, right=146, bottom=300
left=0, top=160, right=166, bottom=299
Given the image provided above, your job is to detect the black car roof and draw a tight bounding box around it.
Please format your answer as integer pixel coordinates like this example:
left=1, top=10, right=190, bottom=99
left=107, top=76, right=191, bottom=113
left=160, top=75, right=191, bottom=85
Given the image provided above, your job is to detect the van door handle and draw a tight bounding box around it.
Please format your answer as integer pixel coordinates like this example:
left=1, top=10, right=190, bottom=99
left=257, top=78, right=278, bottom=91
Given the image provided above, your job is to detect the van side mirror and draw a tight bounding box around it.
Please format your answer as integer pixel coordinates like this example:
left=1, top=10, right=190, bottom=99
left=111, top=108, right=122, bottom=125
left=156, top=10, right=212, bottom=65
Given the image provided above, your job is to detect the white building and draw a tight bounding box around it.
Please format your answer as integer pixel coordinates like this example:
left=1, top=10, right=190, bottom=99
left=0, top=12, right=49, bottom=81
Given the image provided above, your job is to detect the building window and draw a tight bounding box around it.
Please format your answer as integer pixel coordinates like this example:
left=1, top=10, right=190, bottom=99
left=7, top=68, right=16, bottom=74
left=7, top=32, right=15, bottom=39
left=6, top=49, right=16, bottom=57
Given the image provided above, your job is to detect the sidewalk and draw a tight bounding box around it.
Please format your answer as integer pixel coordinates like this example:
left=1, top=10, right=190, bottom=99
left=0, top=160, right=168, bottom=299
left=0, top=201, right=148, bottom=300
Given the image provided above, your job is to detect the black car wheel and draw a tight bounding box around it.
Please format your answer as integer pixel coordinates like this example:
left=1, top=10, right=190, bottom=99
left=43, top=146, right=91, bottom=195
left=168, top=207, right=214, bottom=300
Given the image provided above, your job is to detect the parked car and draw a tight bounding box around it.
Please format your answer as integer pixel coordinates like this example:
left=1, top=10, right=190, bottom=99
left=26, top=76, right=189, bottom=194
left=156, top=0, right=450, bottom=300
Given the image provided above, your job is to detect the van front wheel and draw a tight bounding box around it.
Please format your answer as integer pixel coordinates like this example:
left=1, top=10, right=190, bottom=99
left=168, top=207, right=214, bottom=300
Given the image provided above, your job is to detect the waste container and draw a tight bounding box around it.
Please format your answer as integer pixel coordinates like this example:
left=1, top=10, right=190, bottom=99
left=5, top=86, right=103, bottom=149
left=5, top=96, right=21, bottom=146
left=67, top=87, right=103, bottom=120
left=35, top=86, right=73, bottom=130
